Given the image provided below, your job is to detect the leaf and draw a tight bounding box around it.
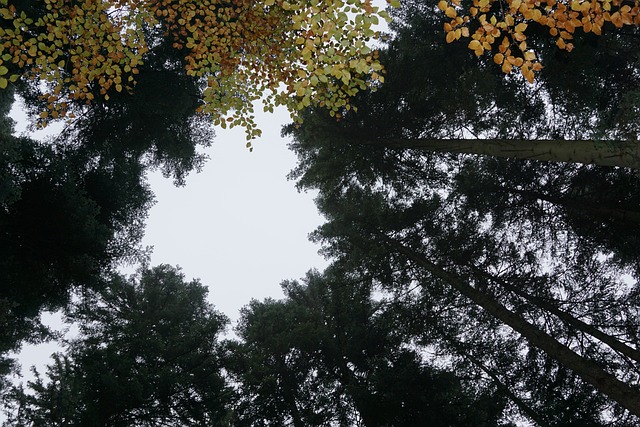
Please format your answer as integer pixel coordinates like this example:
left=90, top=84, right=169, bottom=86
left=445, top=6, right=457, bottom=18
left=468, top=40, right=481, bottom=50
left=446, top=31, right=456, bottom=43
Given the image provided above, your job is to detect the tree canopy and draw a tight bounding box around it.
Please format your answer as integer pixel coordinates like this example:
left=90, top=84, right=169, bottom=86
left=438, top=0, right=640, bottom=82
left=284, top=1, right=640, bottom=421
left=230, top=267, right=509, bottom=426
left=286, top=134, right=640, bottom=422
left=287, top=0, right=640, bottom=168
left=3, top=265, right=233, bottom=426
left=2, top=0, right=639, bottom=425
left=0, top=0, right=391, bottom=138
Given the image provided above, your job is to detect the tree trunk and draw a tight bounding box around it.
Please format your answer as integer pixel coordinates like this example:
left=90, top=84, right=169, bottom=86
left=368, top=138, right=640, bottom=169
left=477, top=268, right=640, bottom=365
left=385, top=237, right=640, bottom=418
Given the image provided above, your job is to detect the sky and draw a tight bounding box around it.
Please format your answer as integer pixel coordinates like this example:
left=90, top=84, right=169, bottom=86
left=136, top=106, right=329, bottom=323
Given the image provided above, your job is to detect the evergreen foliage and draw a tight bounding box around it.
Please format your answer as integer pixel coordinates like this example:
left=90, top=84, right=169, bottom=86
left=3, top=266, right=233, bottom=427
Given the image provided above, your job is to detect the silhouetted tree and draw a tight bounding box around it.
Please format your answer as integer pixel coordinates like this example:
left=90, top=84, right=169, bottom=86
left=3, top=265, right=233, bottom=426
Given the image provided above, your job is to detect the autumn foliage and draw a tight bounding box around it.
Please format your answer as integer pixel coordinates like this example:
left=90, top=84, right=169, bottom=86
left=439, top=0, right=640, bottom=82
left=0, top=0, right=392, bottom=137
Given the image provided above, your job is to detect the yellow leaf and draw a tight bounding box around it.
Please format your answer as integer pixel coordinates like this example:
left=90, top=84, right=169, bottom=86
left=513, top=32, right=526, bottom=41
left=0, top=77, right=7, bottom=89
left=438, top=0, right=448, bottom=11
left=532, top=9, right=542, bottom=21
left=446, top=31, right=456, bottom=43
left=515, top=23, right=527, bottom=33
left=445, top=7, right=457, bottom=18
left=493, top=53, right=504, bottom=64
left=522, top=68, right=534, bottom=83
left=505, top=14, right=515, bottom=26
left=468, top=40, right=481, bottom=50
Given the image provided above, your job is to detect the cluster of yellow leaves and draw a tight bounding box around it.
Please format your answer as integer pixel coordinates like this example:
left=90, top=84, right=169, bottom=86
left=0, top=0, right=148, bottom=124
left=0, top=0, right=392, bottom=139
left=438, top=0, right=640, bottom=83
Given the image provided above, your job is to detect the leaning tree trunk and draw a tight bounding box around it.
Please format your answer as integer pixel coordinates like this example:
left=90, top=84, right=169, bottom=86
left=368, top=138, right=640, bottom=169
left=475, top=267, right=640, bottom=364
left=384, top=236, right=640, bottom=418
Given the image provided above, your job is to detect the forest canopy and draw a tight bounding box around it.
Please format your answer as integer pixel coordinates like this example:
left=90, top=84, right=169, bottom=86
left=1, top=0, right=640, bottom=425
left=0, top=0, right=391, bottom=139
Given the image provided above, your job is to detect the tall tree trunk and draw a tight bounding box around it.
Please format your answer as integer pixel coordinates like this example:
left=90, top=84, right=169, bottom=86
left=475, top=268, right=640, bottom=365
left=384, top=236, right=640, bottom=418
left=366, top=138, right=640, bottom=169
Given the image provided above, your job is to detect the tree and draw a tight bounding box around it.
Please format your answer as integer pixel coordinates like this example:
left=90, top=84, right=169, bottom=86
left=1, top=11, right=226, bottom=381
left=2, top=265, right=233, bottom=426
left=437, top=0, right=640, bottom=82
left=451, top=157, right=640, bottom=274
left=287, top=0, right=640, bottom=168
left=285, top=9, right=640, bottom=413
left=300, top=176, right=640, bottom=421
left=230, top=267, right=509, bottom=426
left=0, top=83, right=155, bottom=392
left=0, top=0, right=390, bottom=138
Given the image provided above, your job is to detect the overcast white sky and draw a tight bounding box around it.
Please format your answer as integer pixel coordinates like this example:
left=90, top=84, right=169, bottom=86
left=139, top=106, right=329, bottom=322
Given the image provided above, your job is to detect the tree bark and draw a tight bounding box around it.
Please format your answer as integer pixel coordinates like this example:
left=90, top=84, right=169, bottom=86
left=367, top=138, right=640, bottom=169
left=385, top=237, right=640, bottom=418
